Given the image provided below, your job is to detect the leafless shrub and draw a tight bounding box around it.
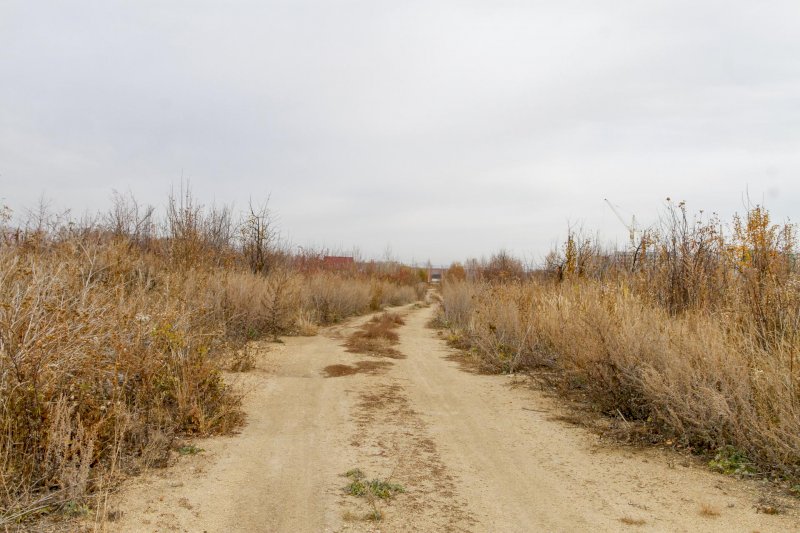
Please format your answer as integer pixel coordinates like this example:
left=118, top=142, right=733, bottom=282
left=105, top=190, right=156, bottom=245
left=240, top=199, right=278, bottom=274
left=483, top=250, right=526, bottom=282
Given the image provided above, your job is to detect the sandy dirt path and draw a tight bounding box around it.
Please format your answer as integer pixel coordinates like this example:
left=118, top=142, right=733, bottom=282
left=111, top=304, right=800, bottom=532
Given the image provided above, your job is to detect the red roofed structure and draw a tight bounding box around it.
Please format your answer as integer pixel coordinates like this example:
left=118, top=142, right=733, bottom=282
left=323, top=256, right=355, bottom=269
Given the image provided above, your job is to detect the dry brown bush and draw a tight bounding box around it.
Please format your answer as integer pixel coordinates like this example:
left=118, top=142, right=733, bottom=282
left=440, top=280, right=476, bottom=331
left=0, top=240, right=242, bottom=525
left=303, top=273, right=372, bottom=324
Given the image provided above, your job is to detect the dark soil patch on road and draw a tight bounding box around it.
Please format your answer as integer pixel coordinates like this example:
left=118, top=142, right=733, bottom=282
left=323, top=361, right=394, bottom=378
left=344, top=312, right=407, bottom=359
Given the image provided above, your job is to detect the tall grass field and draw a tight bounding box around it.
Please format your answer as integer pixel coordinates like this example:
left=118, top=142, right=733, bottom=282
left=439, top=203, right=799, bottom=482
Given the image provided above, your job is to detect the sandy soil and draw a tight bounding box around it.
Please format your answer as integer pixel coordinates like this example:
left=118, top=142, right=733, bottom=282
left=110, top=304, right=800, bottom=532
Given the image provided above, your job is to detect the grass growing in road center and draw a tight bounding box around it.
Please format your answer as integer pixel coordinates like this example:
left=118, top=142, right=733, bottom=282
left=343, top=468, right=405, bottom=521
left=345, top=312, right=407, bottom=358
left=344, top=469, right=405, bottom=499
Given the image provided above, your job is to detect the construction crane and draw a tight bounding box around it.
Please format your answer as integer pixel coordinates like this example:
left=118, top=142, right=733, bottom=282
left=604, top=198, right=638, bottom=244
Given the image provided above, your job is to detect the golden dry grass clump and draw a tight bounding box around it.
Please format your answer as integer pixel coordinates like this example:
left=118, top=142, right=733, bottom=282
left=439, top=203, right=800, bottom=481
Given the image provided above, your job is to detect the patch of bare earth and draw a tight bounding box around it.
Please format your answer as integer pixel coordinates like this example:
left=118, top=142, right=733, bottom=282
left=323, top=361, right=394, bottom=378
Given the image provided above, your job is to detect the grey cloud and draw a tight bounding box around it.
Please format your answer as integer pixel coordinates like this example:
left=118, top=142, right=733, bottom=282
left=2, top=0, right=799, bottom=264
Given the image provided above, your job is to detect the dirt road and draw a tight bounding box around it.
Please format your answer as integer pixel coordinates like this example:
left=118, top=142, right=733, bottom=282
left=113, top=304, right=800, bottom=532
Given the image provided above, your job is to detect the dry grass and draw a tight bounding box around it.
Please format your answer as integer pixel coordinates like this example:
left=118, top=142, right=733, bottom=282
left=294, top=310, right=320, bottom=336
left=345, top=313, right=406, bottom=358
left=698, top=503, right=721, bottom=517
left=0, top=241, right=244, bottom=526
left=438, top=204, right=800, bottom=481
left=303, top=273, right=372, bottom=325
left=0, top=194, right=421, bottom=527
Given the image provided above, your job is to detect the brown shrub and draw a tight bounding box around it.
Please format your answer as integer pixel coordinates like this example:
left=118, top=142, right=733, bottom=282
left=445, top=262, right=467, bottom=281
left=440, top=280, right=476, bottom=331
left=0, top=241, right=242, bottom=523
left=303, top=273, right=372, bottom=324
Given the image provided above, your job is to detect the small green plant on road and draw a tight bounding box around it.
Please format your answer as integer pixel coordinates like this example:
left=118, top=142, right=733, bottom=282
left=343, top=468, right=405, bottom=521
left=177, top=444, right=205, bottom=456
left=344, top=469, right=404, bottom=499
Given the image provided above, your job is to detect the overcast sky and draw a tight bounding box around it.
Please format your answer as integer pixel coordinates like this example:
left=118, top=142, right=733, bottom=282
left=2, top=1, right=799, bottom=265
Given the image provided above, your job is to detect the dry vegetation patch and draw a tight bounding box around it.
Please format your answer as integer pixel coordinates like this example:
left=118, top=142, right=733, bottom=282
left=0, top=191, right=422, bottom=528
left=322, top=361, right=394, bottom=378
left=698, top=503, right=722, bottom=517
left=344, top=382, right=474, bottom=528
left=436, top=203, right=800, bottom=487
left=345, top=312, right=407, bottom=358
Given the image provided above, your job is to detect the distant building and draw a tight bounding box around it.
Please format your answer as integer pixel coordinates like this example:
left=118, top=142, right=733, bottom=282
left=427, top=267, right=445, bottom=283
left=323, top=256, right=355, bottom=269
